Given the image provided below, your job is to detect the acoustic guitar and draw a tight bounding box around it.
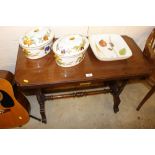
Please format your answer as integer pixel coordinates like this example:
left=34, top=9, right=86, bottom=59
left=0, top=70, right=30, bottom=128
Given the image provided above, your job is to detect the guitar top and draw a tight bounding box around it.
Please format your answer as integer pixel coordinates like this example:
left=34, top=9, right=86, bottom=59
left=0, top=70, right=30, bottom=128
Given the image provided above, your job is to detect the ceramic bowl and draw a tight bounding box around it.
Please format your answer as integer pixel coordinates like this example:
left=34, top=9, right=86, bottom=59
left=53, top=35, right=89, bottom=67
left=19, top=27, right=54, bottom=59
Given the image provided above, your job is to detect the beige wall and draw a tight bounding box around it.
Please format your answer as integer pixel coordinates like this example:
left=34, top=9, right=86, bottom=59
left=0, top=26, right=153, bottom=73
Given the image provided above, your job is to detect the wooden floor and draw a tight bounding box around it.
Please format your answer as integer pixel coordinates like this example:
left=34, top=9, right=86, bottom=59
left=20, top=80, right=155, bottom=129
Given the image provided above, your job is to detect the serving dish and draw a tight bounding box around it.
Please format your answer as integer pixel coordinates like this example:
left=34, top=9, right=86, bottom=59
left=89, top=34, right=132, bottom=61
left=53, top=34, right=89, bottom=67
left=19, top=27, right=54, bottom=59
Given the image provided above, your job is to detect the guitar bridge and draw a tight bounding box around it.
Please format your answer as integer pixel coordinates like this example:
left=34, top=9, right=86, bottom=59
left=0, top=109, right=10, bottom=114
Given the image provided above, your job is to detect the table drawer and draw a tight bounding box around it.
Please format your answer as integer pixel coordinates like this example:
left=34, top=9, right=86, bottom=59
left=43, top=81, right=106, bottom=93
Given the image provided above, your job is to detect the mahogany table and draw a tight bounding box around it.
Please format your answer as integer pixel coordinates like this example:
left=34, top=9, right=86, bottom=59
left=15, top=36, right=152, bottom=123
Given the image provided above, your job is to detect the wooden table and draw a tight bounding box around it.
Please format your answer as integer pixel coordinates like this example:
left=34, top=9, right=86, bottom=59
left=15, top=36, right=152, bottom=123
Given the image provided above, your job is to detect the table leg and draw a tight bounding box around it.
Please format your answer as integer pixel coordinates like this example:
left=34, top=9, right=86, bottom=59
left=109, top=80, right=128, bottom=113
left=113, top=93, right=121, bottom=113
left=36, top=89, right=47, bottom=124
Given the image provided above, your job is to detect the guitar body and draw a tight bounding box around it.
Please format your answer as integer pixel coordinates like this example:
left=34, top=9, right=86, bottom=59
left=0, top=70, right=30, bottom=128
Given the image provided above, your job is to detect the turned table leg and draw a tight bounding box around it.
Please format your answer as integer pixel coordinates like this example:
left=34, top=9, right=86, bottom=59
left=36, top=89, right=47, bottom=124
left=113, top=93, right=121, bottom=113
left=109, top=80, right=128, bottom=113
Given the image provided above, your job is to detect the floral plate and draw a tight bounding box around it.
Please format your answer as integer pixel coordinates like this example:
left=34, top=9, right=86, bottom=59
left=89, top=34, right=132, bottom=61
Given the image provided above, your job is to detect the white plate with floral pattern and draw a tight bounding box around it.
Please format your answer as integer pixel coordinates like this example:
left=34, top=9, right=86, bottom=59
left=89, top=34, right=132, bottom=61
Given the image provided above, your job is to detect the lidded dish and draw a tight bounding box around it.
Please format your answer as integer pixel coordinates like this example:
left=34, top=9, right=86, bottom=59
left=19, top=27, right=54, bottom=59
left=53, top=34, right=89, bottom=67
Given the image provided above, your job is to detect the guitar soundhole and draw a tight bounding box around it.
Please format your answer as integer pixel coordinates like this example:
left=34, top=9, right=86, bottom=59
left=0, top=90, right=14, bottom=107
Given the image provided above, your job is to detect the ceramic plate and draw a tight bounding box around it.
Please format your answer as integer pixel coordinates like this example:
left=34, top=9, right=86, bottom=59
left=89, top=34, right=132, bottom=61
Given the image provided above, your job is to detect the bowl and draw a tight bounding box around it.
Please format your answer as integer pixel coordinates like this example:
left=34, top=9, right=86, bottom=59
left=53, top=34, right=89, bottom=67
left=19, top=27, right=54, bottom=59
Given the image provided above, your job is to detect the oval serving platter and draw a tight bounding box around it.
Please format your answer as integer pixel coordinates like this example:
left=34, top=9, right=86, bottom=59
left=89, top=34, right=132, bottom=61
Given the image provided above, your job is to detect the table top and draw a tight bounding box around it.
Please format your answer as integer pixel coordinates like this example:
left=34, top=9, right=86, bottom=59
left=15, top=36, right=152, bottom=89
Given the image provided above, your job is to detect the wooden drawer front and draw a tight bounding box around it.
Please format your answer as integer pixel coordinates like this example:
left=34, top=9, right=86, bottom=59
left=43, top=81, right=105, bottom=93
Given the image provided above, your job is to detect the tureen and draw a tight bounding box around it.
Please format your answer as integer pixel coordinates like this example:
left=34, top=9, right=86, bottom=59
left=53, top=34, right=89, bottom=67
left=19, top=27, right=54, bottom=59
